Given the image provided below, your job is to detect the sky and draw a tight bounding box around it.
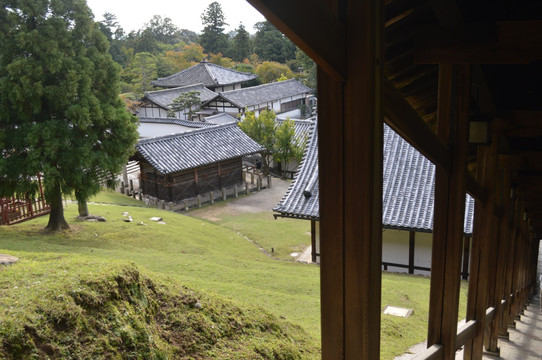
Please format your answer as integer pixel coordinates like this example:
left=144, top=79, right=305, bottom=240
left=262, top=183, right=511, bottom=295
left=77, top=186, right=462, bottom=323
left=85, top=0, right=267, bottom=34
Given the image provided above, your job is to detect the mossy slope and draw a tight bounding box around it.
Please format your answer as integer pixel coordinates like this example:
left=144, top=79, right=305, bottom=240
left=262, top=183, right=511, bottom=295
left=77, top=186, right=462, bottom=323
left=0, top=255, right=318, bottom=359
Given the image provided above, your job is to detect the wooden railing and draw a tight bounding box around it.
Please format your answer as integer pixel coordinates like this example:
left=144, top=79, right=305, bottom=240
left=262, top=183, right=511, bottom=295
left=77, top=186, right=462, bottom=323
left=0, top=196, right=50, bottom=225
left=412, top=306, right=498, bottom=360
left=0, top=174, right=50, bottom=226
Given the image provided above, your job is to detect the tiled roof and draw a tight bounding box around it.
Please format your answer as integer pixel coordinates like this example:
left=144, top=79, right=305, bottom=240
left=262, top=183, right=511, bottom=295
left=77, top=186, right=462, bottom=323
left=273, top=120, right=319, bottom=220
left=138, top=117, right=216, bottom=128
left=382, top=125, right=475, bottom=234
left=151, top=61, right=257, bottom=88
left=143, top=84, right=218, bottom=109
left=204, top=113, right=238, bottom=125
left=274, top=123, right=476, bottom=235
left=212, top=79, right=312, bottom=108
left=136, top=123, right=263, bottom=175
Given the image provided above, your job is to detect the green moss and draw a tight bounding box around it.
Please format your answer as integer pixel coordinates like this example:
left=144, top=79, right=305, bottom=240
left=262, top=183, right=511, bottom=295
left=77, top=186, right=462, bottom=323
left=0, top=258, right=318, bottom=359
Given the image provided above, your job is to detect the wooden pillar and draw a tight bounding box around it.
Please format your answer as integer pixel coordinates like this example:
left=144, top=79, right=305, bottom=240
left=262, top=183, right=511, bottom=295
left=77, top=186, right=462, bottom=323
left=427, top=64, right=470, bottom=360
left=462, top=237, right=470, bottom=280
left=499, top=190, right=517, bottom=336
left=311, top=220, right=317, bottom=263
left=194, top=168, right=199, bottom=195
left=464, top=142, right=498, bottom=360
left=319, top=0, right=384, bottom=357
left=487, top=170, right=512, bottom=351
left=409, top=231, right=416, bottom=274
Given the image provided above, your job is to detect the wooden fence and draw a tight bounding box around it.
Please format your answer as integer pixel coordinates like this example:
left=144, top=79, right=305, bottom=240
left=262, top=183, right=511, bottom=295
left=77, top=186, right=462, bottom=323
left=0, top=175, right=50, bottom=226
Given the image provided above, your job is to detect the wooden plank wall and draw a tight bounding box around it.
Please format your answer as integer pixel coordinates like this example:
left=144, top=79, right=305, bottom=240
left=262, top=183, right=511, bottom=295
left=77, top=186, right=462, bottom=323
left=140, top=158, right=243, bottom=202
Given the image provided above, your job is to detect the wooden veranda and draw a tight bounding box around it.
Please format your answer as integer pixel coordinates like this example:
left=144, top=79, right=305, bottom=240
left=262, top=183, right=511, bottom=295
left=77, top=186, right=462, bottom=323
left=246, top=0, right=542, bottom=359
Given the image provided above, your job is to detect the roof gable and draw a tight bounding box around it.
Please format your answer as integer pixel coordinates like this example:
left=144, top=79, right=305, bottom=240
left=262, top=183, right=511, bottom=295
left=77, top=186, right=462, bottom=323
left=151, top=61, right=257, bottom=88
left=136, top=124, right=263, bottom=175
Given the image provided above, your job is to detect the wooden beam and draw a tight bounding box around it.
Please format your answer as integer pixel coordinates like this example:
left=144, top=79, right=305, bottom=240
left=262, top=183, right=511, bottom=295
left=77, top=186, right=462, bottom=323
left=428, top=64, right=470, bottom=360
left=499, top=152, right=542, bottom=172
left=466, top=173, right=488, bottom=205
left=246, top=0, right=346, bottom=80
left=414, top=21, right=542, bottom=64
left=383, top=81, right=452, bottom=173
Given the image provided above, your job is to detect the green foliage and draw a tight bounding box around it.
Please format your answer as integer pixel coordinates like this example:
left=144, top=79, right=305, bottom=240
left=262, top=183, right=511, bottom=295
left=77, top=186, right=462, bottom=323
left=167, top=91, right=201, bottom=118
left=200, top=1, right=230, bottom=55
left=145, top=15, right=180, bottom=45
left=274, top=118, right=306, bottom=166
left=256, top=61, right=295, bottom=84
left=231, top=23, right=251, bottom=61
left=239, top=110, right=277, bottom=174
left=128, top=52, right=158, bottom=95
left=239, top=111, right=305, bottom=174
left=0, top=0, right=139, bottom=230
left=294, top=48, right=317, bottom=92
left=253, top=21, right=296, bottom=63
left=208, top=53, right=234, bottom=68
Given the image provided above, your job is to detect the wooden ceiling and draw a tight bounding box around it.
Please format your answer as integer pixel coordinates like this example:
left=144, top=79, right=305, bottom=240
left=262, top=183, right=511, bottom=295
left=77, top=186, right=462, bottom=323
left=384, top=0, right=542, bottom=233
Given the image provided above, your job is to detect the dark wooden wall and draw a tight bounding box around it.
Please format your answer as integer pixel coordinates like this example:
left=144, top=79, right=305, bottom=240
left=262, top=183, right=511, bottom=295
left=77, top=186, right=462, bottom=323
left=139, top=158, right=243, bottom=202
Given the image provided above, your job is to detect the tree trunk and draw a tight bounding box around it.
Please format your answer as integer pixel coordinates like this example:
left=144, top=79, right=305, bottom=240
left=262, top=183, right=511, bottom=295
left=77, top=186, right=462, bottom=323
left=75, top=191, right=89, bottom=217
left=77, top=199, right=89, bottom=217
left=45, top=181, right=69, bottom=231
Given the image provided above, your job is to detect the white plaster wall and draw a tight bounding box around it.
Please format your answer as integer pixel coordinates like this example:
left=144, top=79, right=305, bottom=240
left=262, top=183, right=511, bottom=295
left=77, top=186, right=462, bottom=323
left=279, top=108, right=302, bottom=118
left=382, top=229, right=432, bottom=275
left=137, top=106, right=185, bottom=120
left=138, top=123, right=194, bottom=138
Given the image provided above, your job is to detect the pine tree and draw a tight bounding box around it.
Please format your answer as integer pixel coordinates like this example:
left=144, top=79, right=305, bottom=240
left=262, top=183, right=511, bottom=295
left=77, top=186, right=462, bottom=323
left=0, top=0, right=139, bottom=231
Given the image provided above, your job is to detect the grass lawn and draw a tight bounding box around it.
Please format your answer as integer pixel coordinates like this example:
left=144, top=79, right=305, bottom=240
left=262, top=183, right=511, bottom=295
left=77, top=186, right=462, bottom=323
left=0, top=190, right=468, bottom=359
left=213, top=212, right=311, bottom=260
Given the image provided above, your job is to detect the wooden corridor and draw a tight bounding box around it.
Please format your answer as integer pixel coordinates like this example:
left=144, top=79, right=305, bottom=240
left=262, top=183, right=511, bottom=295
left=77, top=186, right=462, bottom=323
left=246, top=0, right=542, bottom=359
left=475, top=297, right=542, bottom=360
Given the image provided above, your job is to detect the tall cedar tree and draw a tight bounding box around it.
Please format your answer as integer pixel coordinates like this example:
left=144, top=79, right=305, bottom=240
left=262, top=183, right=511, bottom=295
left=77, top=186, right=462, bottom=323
left=231, top=23, right=251, bottom=62
left=0, top=0, right=139, bottom=230
left=200, top=1, right=229, bottom=55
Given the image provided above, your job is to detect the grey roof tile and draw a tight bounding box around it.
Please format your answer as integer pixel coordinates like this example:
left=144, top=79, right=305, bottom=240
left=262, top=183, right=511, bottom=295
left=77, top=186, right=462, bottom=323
left=212, top=79, right=312, bottom=108
left=151, top=61, right=257, bottom=88
left=204, top=113, right=238, bottom=125
left=143, top=84, right=218, bottom=109
left=274, top=122, right=476, bottom=235
left=276, top=118, right=313, bottom=144
left=273, top=120, right=319, bottom=219
left=138, top=117, right=216, bottom=128
left=136, top=124, right=263, bottom=175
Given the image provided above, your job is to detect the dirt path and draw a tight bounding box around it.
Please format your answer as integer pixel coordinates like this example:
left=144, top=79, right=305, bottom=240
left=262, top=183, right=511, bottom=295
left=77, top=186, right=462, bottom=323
left=188, top=176, right=292, bottom=221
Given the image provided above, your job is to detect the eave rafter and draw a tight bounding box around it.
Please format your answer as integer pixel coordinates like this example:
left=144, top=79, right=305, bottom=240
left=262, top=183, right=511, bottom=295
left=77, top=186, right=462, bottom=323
left=414, top=20, right=542, bottom=64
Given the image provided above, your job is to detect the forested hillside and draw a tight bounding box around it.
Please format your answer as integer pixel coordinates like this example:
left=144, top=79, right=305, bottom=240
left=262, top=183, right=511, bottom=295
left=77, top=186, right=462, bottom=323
left=97, top=2, right=316, bottom=96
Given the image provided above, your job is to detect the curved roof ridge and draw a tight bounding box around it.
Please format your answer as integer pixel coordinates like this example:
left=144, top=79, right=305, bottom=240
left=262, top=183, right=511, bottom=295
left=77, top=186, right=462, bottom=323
left=137, top=122, right=236, bottom=145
